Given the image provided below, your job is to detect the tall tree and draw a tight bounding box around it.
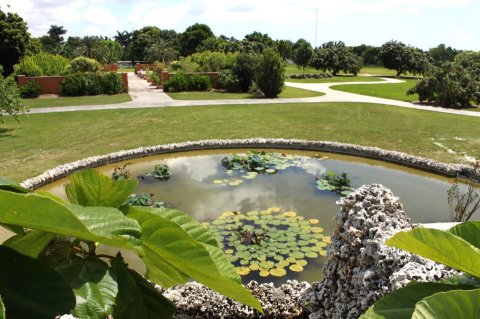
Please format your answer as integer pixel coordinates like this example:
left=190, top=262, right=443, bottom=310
left=379, top=40, right=429, bottom=76
left=428, top=44, right=457, bottom=63
left=114, top=30, right=132, bottom=60
left=244, top=31, right=274, bottom=48
left=179, top=23, right=214, bottom=57
left=72, top=36, right=106, bottom=63
left=276, top=39, right=294, bottom=60
left=0, top=6, right=31, bottom=75
left=310, top=41, right=363, bottom=75
left=292, top=39, right=313, bottom=69
left=144, top=39, right=177, bottom=63
left=40, top=25, right=67, bottom=54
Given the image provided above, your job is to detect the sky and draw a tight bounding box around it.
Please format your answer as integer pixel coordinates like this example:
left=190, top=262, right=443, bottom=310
left=2, top=0, right=479, bottom=51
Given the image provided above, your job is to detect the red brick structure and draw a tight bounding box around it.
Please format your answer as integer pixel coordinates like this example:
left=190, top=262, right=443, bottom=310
left=135, top=63, right=154, bottom=74
left=18, top=73, right=129, bottom=95
left=102, top=64, right=118, bottom=72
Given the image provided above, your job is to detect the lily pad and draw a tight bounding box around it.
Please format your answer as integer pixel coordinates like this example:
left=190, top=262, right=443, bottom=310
left=269, top=268, right=287, bottom=277
left=289, top=264, right=304, bottom=272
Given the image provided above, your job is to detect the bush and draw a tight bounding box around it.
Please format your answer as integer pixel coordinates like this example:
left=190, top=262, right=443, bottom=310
left=13, top=52, right=70, bottom=76
left=407, top=62, right=479, bottom=108
left=69, top=56, right=101, bottom=73
left=188, top=74, right=211, bottom=91
left=61, top=72, right=124, bottom=96
left=19, top=80, right=41, bottom=98
left=254, top=48, right=285, bottom=98
left=163, top=72, right=189, bottom=92
left=218, top=70, right=241, bottom=92
left=234, top=53, right=257, bottom=92
left=0, top=66, right=26, bottom=122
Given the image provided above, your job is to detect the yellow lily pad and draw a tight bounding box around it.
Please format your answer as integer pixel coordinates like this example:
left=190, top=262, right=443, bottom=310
left=225, top=249, right=234, bottom=254
left=311, top=226, right=324, bottom=233
left=270, top=268, right=287, bottom=277
left=296, top=259, right=308, bottom=267
left=250, top=264, right=260, bottom=271
left=308, top=218, right=320, bottom=224
left=323, top=236, right=332, bottom=243
left=289, top=264, right=303, bottom=272
left=268, top=207, right=281, bottom=213
left=237, top=267, right=250, bottom=276
left=259, top=270, right=270, bottom=277
left=283, top=211, right=297, bottom=217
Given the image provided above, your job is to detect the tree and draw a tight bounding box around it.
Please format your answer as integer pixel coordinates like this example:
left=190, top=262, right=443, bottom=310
left=255, top=48, right=285, bottom=98
left=352, top=44, right=380, bottom=65
left=130, top=27, right=179, bottom=62
left=407, top=62, right=479, bottom=108
left=145, top=39, right=177, bottom=64
left=0, top=7, right=31, bottom=75
left=454, top=51, right=480, bottom=69
left=114, top=30, right=132, bottom=60
left=234, top=52, right=257, bottom=92
left=292, top=39, right=313, bottom=70
left=0, top=66, right=26, bottom=122
left=244, top=31, right=274, bottom=49
left=179, top=23, right=214, bottom=57
left=379, top=40, right=429, bottom=76
left=100, top=39, right=123, bottom=63
left=72, top=36, right=106, bottom=63
left=310, top=41, right=363, bottom=75
left=428, top=44, right=457, bottom=63
left=40, top=25, right=67, bottom=54
left=276, top=39, right=294, bottom=60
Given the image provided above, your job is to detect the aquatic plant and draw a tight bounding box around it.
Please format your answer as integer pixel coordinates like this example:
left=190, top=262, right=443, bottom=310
left=111, top=164, right=131, bottom=181
left=221, top=151, right=301, bottom=173
left=147, top=164, right=171, bottom=180
left=204, top=208, right=330, bottom=278
left=316, top=171, right=353, bottom=196
left=126, top=193, right=165, bottom=208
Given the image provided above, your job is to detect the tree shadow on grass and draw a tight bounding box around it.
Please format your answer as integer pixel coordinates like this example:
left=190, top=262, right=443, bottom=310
left=0, top=128, right=15, bottom=138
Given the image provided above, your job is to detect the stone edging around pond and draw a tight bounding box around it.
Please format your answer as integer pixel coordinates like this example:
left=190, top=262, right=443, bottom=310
left=21, top=138, right=478, bottom=189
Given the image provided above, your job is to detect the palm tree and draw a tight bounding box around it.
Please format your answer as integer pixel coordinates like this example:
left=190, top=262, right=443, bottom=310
left=144, top=39, right=177, bottom=64
left=72, top=36, right=107, bottom=63
left=114, top=30, right=132, bottom=49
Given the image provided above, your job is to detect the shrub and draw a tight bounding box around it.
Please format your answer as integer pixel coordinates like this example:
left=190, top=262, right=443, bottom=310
left=101, top=72, right=125, bottom=94
left=218, top=70, right=241, bottom=92
left=163, top=72, right=189, bottom=92
left=234, top=53, right=257, bottom=92
left=61, top=72, right=124, bottom=96
left=0, top=66, right=26, bottom=122
left=13, top=52, right=70, bottom=76
left=19, top=80, right=41, bottom=98
left=407, top=62, right=479, bottom=108
left=188, top=74, right=211, bottom=91
left=254, top=48, right=285, bottom=98
left=69, top=56, right=101, bottom=73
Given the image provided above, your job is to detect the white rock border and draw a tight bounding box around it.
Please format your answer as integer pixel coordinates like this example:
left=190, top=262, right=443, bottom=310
left=21, top=138, right=479, bottom=189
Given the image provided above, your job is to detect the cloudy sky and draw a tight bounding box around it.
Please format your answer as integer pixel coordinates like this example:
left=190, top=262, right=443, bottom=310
left=2, top=0, right=479, bottom=50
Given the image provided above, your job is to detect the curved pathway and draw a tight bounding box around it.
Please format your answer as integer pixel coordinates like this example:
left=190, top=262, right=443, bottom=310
left=27, top=73, right=480, bottom=117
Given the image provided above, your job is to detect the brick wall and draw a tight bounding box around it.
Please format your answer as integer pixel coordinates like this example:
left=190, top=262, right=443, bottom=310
left=18, top=73, right=130, bottom=95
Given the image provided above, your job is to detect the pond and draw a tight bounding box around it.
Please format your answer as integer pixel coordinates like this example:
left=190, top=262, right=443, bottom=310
left=39, top=149, right=469, bottom=285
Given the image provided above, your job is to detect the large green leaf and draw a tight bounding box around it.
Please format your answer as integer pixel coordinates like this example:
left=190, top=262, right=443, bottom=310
left=65, top=169, right=137, bottom=208
left=131, top=207, right=240, bottom=284
left=449, top=221, right=480, bottom=249
left=143, top=246, right=190, bottom=287
left=360, top=282, right=474, bottom=319
left=386, top=228, right=480, bottom=277
left=56, top=257, right=117, bottom=319
left=0, top=246, right=75, bottom=319
left=0, top=190, right=142, bottom=251
left=0, top=295, right=5, bottom=319
left=127, top=208, right=263, bottom=312
left=0, top=177, right=30, bottom=194
left=111, top=255, right=176, bottom=319
left=438, top=274, right=480, bottom=287
left=3, top=230, right=55, bottom=258
left=412, top=289, right=480, bottom=319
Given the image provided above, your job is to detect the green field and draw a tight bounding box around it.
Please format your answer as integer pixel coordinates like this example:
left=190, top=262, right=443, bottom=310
left=167, top=87, right=324, bottom=100
left=331, top=80, right=419, bottom=102
left=1, top=102, right=478, bottom=182
left=22, top=94, right=132, bottom=108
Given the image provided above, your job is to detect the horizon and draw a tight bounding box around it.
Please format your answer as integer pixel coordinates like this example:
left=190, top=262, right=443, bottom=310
left=2, top=0, right=480, bottom=51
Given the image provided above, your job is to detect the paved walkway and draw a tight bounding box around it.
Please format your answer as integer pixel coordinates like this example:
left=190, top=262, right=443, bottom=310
left=28, top=73, right=480, bottom=117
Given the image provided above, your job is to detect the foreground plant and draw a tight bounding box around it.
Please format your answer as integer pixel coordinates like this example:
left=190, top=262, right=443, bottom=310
left=359, top=222, right=480, bottom=319
left=0, top=170, right=261, bottom=319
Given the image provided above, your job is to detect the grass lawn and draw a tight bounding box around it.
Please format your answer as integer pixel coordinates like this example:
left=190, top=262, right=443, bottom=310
left=22, top=94, right=132, bottom=108
left=1, top=102, right=479, bottom=181
left=360, top=65, right=418, bottom=77
left=331, top=79, right=419, bottom=102
left=285, top=64, right=322, bottom=76
left=286, top=76, right=384, bottom=83
left=167, top=87, right=324, bottom=100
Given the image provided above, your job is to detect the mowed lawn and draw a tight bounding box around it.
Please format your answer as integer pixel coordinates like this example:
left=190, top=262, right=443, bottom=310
left=286, top=76, right=384, bottom=83
left=22, top=93, right=132, bottom=108
left=1, top=102, right=479, bottom=182
left=331, top=79, right=419, bottom=102
left=167, top=86, right=324, bottom=100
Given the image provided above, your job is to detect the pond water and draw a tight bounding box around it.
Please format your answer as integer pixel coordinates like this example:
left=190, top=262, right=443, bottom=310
left=39, top=149, right=470, bottom=285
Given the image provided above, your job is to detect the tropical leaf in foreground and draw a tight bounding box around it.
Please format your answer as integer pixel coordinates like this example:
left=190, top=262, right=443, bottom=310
left=0, top=246, right=75, bottom=319
left=412, top=288, right=480, bottom=319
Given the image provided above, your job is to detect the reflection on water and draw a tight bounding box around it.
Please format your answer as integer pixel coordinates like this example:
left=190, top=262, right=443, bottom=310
left=39, top=149, right=474, bottom=284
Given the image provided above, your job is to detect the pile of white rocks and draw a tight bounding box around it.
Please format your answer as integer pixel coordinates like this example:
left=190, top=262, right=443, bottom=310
left=303, top=184, right=458, bottom=319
